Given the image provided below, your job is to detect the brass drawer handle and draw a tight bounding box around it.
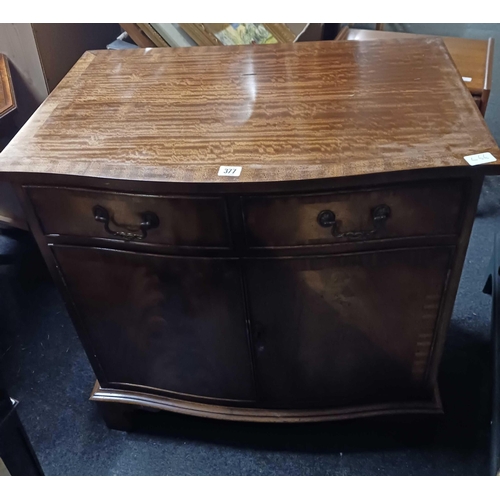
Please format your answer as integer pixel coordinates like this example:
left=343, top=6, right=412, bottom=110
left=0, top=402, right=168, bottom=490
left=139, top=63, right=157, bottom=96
left=317, top=204, right=391, bottom=239
left=93, top=205, right=160, bottom=241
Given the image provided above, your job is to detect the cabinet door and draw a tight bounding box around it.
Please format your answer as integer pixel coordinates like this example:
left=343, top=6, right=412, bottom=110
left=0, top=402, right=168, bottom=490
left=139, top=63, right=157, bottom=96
left=53, top=246, right=255, bottom=402
left=246, top=247, right=452, bottom=408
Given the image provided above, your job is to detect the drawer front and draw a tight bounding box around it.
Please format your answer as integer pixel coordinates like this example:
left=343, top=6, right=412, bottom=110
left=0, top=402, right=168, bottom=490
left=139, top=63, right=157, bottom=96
left=243, top=181, right=466, bottom=248
left=26, top=187, right=231, bottom=248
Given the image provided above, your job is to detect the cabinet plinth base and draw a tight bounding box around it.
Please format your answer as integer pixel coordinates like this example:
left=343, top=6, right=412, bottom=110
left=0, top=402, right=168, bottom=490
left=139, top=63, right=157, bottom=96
left=90, top=382, right=443, bottom=425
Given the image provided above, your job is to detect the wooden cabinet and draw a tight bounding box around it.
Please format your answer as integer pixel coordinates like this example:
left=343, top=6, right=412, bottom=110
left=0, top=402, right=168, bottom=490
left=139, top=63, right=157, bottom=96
left=246, top=247, right=452, bottom=407
left=39, top=178, right=461, bottom=419
left=1, top=40, right=500, bottom=426
left=43, top=184, right=458, bottom=416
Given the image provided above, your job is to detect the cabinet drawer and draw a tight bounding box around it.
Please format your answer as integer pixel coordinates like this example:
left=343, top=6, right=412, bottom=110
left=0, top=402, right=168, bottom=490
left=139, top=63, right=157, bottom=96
left=26, top=187, right=231, bottom=248
left=243, top=181, right=466, bottom=248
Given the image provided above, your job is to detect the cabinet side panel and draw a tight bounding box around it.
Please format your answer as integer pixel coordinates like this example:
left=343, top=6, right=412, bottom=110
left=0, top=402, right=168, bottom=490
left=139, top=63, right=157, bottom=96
left=426, top=174, right=484, bottom=383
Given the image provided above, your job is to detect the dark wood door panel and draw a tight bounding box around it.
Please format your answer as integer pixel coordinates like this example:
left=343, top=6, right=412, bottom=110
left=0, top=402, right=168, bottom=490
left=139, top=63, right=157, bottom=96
left=27, top=186, right=231, bottom=248
left=246, top=247, right=452, bottom=408
left=243, top=181, right=466, bottom=248
left=52, top=246, right=255, bottom=402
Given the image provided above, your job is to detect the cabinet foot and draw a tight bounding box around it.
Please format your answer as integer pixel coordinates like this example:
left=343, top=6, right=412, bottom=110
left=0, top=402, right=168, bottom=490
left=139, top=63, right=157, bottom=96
left=96, top=401, right=137, bottom=432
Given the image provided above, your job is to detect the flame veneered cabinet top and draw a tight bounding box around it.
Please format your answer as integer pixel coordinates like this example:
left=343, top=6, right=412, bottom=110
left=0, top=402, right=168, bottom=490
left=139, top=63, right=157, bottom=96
left=1, top=39, right=498, bottom=428
left=0, top=39, right=499, bottom=183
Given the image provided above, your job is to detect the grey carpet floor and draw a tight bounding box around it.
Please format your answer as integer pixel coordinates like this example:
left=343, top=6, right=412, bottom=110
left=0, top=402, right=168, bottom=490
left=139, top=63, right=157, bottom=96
left=1, top=23, right=500, bottom=475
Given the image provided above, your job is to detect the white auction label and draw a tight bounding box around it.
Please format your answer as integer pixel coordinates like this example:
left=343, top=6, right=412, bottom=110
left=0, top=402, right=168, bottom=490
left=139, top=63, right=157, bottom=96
left=464, top=152, right=497, bottom=166
left=218, top=166, right=242, bottom=177
left=462, top=76, right=472, bottom=82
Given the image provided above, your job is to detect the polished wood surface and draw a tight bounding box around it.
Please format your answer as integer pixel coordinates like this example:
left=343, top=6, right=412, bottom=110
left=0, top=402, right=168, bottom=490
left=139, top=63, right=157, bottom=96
left=244, top=180, right=465, bottom=248
left=91, top=381, right=443, bottom=424
left=336, top=28, right=495, bottom=115
left=27, top=186, right=231, bottom=248
left=246, top=247, right=452, bottom=407
left=37, top=172, right=473, bottom=421
left=0, top=54, right=16, bottom=119
left=53, top=245, right=255, bottom=402
left=1, top=41, right=498, bottom=426
left=0, top=40, right=499, bottom=184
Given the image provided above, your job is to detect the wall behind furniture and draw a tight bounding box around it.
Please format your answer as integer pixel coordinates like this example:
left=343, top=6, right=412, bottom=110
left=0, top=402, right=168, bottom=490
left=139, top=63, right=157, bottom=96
left=0, top=23, right=120, bottom=230
left=0, top=23, right=48, bottom=127
left=0, top=23, right=121, bottom=127
left=31, top=23, right=121, bottom=93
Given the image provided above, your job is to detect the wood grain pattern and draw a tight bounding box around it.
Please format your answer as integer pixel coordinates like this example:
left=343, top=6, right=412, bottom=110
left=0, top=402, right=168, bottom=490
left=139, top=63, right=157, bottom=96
left=0, top=54, right=16, bottom=119
left=2, top=40, right=497, bottom=426
left=425, top=174, right=484, bottom=386
left=243, top=180, right=465, bottom=248
left=0, top=40, right=498, bottom=184
left=336, top=28, right=493, bottom=96
left=53, top=245, right=256, bottom=402
left=246, top=247, right=451, bottom=408
left=27, top=186, right=231, bottom=248
left=136, top=24, right=170, bottom=48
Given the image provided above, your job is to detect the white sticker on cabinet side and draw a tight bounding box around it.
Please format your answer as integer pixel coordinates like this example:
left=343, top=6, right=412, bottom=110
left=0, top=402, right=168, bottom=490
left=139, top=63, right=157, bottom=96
left=464, top=152, right=497, bottom=166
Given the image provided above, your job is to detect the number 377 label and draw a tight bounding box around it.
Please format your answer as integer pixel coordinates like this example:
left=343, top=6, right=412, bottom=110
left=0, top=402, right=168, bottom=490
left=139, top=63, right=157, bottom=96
left=218, top=166, right=242, bottom=177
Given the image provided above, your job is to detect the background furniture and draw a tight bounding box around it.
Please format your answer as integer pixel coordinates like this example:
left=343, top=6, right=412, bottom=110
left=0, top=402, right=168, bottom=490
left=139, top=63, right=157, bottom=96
left=336, top=27, right=494, bottom=116
left=0, top=24, right=120, bottom=127
left=0, top=54, right=26, bottom=230
left=0, top=40, right=499, bottom=429
left=0, top=382, right=43, bottom=475
left=0, top=24, right=121, bottom=232
left=120, top=23, right=324, bottom=48
left=0, top=54, right=15, bottom=120
left=0, top=401, right=44, bottom=475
